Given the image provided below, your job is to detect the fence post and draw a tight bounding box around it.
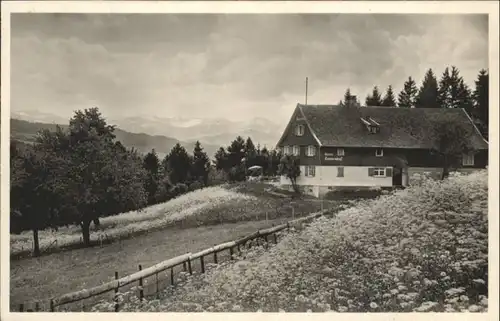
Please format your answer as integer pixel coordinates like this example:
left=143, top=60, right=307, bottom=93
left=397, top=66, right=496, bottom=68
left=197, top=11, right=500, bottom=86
left=292, top=206, right=295, bottom=220
left=188, top=258, right=193, bottom=275
left=19, top=303, right=24, bottom=312
left=200, top=256, right=205, bottom=273
left=229, top=247, right=234, bottom=260
left=170, top=267, right=174, bottom=286
left=273, top=233, right=278, bottom=244
left=138, top=265, right=144, bottom=301
left=287, top=222, right=290, bottom=232
left=114, top=271, right=119, bottom=312
left=155, top=272, right=159, bottom=297
left=50, top=299, right=54, bottom=312
left=35, top=302, right=40, bottom=312
left=213, top=251, right=218, bottom=264
left=183, top=261, right=187, bottom=272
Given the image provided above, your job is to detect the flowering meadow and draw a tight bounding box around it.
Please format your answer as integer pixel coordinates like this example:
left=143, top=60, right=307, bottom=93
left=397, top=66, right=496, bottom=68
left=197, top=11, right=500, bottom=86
left=92, top=170, right=488, bottom=312
left=10, top=186, right=258, bottom=256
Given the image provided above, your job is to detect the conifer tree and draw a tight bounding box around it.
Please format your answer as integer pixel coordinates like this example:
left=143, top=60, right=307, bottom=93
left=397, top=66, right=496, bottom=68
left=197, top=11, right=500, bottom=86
left=416, top=68, right=439, bottom=108
left=397, top=77, right=418, bottom=108
left=472, top=69, right=489, bottom=138
left=381, top=85, right=397, bottom=107
left=191, top=141, right=210, bottom=185
left=342, top=88, right=358, bottom=106
left=365, top=86, right=383, bottom=106
left=438, top=66, right=472, bottom=111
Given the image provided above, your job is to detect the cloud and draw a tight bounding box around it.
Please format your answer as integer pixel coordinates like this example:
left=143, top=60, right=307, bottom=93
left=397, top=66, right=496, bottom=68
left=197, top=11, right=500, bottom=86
left=10, top=13, right=488, bottom=123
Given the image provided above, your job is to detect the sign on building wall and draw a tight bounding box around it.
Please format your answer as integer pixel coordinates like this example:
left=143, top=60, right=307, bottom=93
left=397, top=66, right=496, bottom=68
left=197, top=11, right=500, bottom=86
left=324, top=152, right=343, bottom=161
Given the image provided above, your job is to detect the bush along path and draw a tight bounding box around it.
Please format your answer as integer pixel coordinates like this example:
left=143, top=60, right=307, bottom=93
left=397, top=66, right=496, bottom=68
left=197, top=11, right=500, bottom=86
left=90, top=170, right=488, bottom=312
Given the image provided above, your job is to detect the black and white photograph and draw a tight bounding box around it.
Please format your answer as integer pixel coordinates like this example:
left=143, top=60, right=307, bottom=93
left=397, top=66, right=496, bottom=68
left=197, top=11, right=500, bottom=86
left=1, top=1, right=498, bottom=318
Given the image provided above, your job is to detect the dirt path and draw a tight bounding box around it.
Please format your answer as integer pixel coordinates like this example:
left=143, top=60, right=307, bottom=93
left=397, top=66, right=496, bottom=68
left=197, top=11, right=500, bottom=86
left=10, top=218, right=287, bottom=311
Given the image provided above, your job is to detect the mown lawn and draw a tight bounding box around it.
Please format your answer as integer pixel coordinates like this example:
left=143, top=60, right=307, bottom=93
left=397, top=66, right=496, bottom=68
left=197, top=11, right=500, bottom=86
left=10, top=218, right=289, bottom=312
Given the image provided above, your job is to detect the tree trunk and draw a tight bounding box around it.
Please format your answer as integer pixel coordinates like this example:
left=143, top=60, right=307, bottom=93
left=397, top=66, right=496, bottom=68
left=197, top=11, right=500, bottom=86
left=32, top=229, right=40, bottom=257
left=441, top=156, right=449, bottom=180
left=81, top=220, right=91, bottom=246
left=291, top=177, right=300, bottom=194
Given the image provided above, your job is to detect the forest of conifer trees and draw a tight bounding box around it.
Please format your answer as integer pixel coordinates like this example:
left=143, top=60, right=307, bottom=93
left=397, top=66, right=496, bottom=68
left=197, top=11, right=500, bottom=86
left=347, top=67, right=489, bottom=139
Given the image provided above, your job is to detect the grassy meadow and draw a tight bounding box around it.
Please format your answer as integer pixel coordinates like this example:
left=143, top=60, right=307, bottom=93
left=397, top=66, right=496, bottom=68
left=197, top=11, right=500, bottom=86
left=90, top=170, right=488, bottom=313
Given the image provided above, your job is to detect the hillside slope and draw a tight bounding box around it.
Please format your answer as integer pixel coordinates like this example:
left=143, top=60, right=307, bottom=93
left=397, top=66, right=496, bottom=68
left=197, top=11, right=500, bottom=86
left=105, top=170, right=488, bottom=313
left=10, top=118, right=220, bottom=159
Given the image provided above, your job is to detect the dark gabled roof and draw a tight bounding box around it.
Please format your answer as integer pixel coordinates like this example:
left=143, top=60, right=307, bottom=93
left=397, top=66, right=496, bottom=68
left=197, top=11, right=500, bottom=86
left=289, top=104, right=488, bottom=150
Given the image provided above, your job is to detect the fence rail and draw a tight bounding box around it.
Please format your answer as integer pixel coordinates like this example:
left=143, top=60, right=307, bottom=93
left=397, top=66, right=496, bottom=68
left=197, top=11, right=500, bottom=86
left=18, top=209, right=331, bottom=312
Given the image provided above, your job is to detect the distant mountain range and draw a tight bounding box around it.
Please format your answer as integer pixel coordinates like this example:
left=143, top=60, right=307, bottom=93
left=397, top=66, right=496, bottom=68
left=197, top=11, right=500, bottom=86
left=11, top=110, right=285, bottom=159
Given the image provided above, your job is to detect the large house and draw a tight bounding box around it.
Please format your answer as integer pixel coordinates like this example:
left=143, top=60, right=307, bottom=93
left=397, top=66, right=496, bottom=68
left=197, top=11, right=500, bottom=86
left=276, top=102, right=488, bottom=197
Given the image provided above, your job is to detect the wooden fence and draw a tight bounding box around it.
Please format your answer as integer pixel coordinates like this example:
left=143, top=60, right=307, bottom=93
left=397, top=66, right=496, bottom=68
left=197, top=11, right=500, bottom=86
left=17, top=210, right=328, bottom=312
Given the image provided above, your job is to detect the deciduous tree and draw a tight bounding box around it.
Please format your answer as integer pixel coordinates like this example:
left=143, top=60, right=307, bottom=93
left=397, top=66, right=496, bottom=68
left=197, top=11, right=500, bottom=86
left=431, top=119, right=474, bottom=180
left=278, top=155, right=301, bottom=193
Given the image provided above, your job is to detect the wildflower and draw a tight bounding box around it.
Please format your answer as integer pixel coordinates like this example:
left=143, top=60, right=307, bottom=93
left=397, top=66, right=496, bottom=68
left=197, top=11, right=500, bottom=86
left=468, top=305, right=481, bottom=312
left=459, top=295, right=469, bottom=302
left=414, top=301, right=438, bottom=312
left=440, top=271, right=447, bottom=277
left=338, top=306, right=348, bottom=312
left=369, top=302, right=379, bottom=309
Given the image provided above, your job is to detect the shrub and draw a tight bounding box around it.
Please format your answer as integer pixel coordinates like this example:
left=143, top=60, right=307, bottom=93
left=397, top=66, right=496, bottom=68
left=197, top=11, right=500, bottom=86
left=189, top=181, right=204, bottom=192
left=170, top=183, right=189, bottom=197
left=97, top=170, right=488, bottom=312
left=228, top=165, right=246, bottom=182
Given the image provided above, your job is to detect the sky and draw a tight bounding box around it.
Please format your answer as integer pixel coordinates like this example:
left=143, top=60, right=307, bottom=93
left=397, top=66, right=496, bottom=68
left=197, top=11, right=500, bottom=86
left=10, top=13, right=489, bottom=123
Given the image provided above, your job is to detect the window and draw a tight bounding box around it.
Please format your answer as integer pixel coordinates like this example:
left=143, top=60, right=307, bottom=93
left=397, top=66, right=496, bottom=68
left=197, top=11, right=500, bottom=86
left=337, top=167, right=344, bottom=177
left=306, top=145, right=317, bottom=157
left=295, top=124, right=305, bottom=136
left=375, top=148, right=384, bottom=157
left=284, top=146, right=291, bottom=155
left=305, top=165, right=316, bottom=177
left=462, top=152, right=474, bottom=166
left=369, top=167, right=386, bottom=177
left=292, top=145, right=300, bottom=156
left=337, top=148, right=345, bottom=156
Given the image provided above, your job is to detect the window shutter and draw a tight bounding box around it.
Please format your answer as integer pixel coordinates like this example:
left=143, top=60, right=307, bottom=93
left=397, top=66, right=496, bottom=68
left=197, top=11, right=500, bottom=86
left=337, top=167, right=344, bottom=177
left=386, top=168, right=393, bottom=177
left=368, top=168, right=374, bottom=176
